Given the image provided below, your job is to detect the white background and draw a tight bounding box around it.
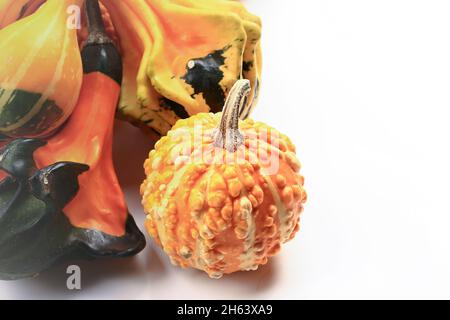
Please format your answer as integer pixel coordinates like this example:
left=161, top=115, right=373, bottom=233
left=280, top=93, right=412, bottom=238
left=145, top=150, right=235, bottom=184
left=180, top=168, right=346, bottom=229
left=2, top=0, right=450, bottom=299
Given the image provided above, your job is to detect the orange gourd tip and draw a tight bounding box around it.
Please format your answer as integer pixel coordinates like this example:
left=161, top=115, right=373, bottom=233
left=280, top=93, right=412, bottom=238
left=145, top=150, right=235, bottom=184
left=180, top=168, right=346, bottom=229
left=141, top=80, right=307, bottom=278
left=34, top=0, right=131, bottom=237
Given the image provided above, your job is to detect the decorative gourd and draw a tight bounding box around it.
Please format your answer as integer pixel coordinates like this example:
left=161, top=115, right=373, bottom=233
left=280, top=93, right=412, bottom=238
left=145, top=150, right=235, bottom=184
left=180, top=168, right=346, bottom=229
left=141, top=80, right=306, bottom=278
left=0, top=0, right=145, bottom=280
left=102, top=0, right=262, bottom=136
left=35, top=0, right=143, bottom=238
left=0, top=139, right=88, bottom=280
left=0, top=138, right=144, bottom=280
left=0, top=0, right=83, bottom=138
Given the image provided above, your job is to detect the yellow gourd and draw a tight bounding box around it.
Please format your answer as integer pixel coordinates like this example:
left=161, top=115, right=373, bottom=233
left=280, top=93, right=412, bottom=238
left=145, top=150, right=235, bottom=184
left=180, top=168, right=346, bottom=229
left=102, top=0, right=262, bottom=136
left=141, top=80, right=306, bottom=278
left=0, top=0, right=83, bottom=138
left=0, top=0, right=42, bottom=30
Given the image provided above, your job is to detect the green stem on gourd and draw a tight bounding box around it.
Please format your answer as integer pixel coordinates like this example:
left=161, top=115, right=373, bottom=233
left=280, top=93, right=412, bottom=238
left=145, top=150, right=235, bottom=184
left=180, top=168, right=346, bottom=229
left=214, top=79, right=251, bottom=152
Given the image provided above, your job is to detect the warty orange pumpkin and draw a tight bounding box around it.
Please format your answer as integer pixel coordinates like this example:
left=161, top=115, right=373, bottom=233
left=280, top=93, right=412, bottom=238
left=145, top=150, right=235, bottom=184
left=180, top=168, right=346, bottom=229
left=141, top=80, right=306, bottom=278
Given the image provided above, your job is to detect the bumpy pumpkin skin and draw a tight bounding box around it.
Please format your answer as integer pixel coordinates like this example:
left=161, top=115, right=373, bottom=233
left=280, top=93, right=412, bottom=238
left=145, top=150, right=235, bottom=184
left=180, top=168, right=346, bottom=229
left=102, top=0, right=262, bottom=136
left=141, top=113, right=306, bottom=278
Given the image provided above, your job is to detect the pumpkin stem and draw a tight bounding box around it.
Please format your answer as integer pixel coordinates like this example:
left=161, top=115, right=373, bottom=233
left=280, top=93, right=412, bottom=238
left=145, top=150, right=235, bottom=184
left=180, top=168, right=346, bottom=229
left=85, top=0, right=111, bottom=45
left=214, top=79, right=251, bottom=152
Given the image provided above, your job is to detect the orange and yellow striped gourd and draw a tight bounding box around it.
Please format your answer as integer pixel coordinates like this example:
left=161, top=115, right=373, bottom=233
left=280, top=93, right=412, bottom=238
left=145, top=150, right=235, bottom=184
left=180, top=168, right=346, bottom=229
left=0, top=0, right=83, bottom=138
